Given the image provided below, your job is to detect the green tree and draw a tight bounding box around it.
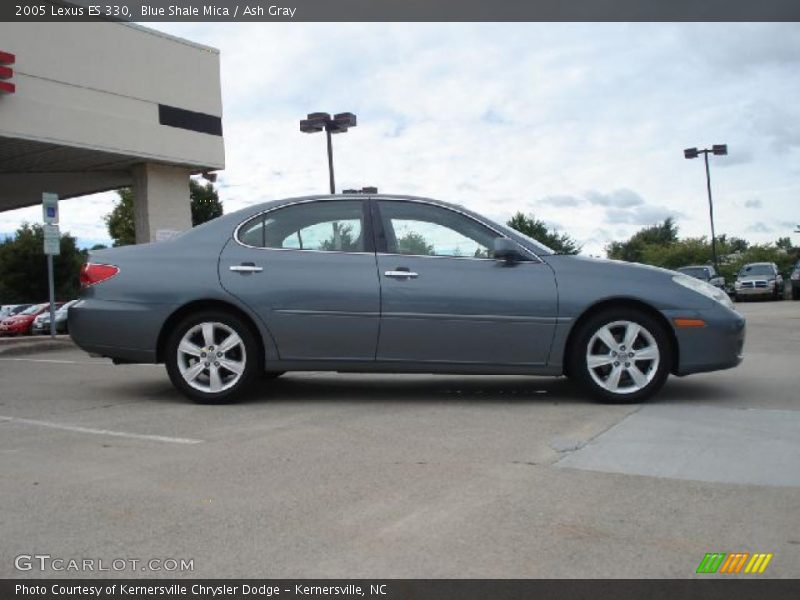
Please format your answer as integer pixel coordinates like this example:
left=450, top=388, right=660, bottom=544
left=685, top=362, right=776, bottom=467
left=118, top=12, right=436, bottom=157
left=397, top=232, right=434, bottom=256
left=0, top=223, right=85, bottom=303
left=190, top=179, right=224, bottom=226
left=105, top=179, right=224, bottom=246
left=319, top=222, right=361, bottom=252
left=506, top=212, right=581, bottom=255
left=604, top=220, right=798, bottom=284
left=105, top=187, right=136, bottom=247
left=606, top=217, right=678, bottom=263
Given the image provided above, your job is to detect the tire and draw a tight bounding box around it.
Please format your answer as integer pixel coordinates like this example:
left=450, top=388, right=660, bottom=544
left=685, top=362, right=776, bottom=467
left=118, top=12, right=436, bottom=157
left=569, top=308, right=672, bottom=404
left=165, top=310, right=260, bottom=404
left=793, top=288, right=800, bottom=301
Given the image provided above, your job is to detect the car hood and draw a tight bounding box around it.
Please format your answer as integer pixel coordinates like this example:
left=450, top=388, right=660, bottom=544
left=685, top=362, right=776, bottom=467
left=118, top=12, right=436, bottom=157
left=546, top=254, right=678, bottom=277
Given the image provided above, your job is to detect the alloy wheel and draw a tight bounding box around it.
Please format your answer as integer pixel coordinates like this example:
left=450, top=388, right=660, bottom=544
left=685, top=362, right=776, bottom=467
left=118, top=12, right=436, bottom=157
left=585, top=320, right=660, bottom=395
left=177, top=321, right=247, bottom=393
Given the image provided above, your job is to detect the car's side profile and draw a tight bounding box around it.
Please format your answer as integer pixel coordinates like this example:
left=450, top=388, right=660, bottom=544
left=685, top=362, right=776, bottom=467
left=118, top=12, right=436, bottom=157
left=69, top=194, right=745, bottom=404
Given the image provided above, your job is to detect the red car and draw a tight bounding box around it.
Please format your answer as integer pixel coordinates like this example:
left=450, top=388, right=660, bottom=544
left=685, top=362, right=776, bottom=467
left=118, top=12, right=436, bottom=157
left=0, top=303, right=62, bottom=336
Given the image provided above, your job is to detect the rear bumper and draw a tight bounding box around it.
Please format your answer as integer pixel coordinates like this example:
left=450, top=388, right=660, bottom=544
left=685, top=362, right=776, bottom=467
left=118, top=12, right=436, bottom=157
left=664, top=305, right=745, bottom=376
left=69, top=299, right=175, bottom=363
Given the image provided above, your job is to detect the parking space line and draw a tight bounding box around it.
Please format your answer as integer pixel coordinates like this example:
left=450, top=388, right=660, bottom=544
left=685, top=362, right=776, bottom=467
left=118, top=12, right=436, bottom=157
left=0, top=357, right=159, bottom=366
left=0, top=415, right=203, bottom=445
left=0, top=357, right=99, bottom=364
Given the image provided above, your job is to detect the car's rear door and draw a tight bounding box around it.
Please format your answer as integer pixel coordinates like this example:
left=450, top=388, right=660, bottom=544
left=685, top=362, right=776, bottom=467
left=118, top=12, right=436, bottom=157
left=372, top=199, right=558, bottom=366
left=219, top=199, right=380, bottom=361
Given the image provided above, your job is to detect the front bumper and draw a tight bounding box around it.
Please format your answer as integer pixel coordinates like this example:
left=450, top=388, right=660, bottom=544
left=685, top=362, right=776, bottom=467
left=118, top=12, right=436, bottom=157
left=735, top=286, right=775, bottom=297
left=0, top=323, right=28, bottom=335
left=663, top=305, right=745, bottom=376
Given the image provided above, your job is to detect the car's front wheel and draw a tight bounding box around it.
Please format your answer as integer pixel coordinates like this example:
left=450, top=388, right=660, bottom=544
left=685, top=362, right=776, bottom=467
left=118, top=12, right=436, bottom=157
left=165, top=311, right=260, bottom=404
left=570, top=309, right=671, bottom=403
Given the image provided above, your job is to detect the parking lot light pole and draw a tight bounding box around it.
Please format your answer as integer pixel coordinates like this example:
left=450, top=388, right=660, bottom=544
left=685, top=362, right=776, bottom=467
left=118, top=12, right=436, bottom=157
left=300, top=112, right=357, bottom=194
left=684, top=144, right=727, bottom=272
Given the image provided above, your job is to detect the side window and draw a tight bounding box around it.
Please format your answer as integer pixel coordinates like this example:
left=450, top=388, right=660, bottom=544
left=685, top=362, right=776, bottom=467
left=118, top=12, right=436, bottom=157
left=378, top=201, right=497, bottom=258
left=238, top=201, right=366, bottom=252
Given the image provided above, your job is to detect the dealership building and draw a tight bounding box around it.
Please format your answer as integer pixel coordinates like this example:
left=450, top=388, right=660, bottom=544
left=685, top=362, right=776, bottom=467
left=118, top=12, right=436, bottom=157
left=0, top=19, right=224, bottom=242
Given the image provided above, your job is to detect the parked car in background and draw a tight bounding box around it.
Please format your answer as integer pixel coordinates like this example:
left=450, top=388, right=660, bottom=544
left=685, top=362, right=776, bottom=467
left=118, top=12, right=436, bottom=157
left=32, top=300, right=78, bottom=335
left=676, top=265, right=726, bottom=289
left=0, top=303, right=62, bottom=336
left=70, top=194, right=745, bottom=405
left=791, top=260, right=800, bottom=301
left=0, top=304, right=33, bottom=319
left=734, top=262, right=784, bottom=301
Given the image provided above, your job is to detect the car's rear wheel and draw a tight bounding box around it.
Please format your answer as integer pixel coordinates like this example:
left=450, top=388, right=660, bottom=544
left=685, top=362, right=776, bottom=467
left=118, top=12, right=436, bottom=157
left=165, top=311, right=260, bottom=404
left=570, top=308, right=671, bottom=403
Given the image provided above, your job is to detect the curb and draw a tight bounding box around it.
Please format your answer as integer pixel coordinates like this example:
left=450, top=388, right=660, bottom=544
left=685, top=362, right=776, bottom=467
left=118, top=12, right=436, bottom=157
left=0, top=336, right=76, bottom=357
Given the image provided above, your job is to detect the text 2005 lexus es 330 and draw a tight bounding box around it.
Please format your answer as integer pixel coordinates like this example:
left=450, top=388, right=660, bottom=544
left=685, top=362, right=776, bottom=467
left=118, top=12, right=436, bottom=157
left=69, top=194, right=745, bottom=404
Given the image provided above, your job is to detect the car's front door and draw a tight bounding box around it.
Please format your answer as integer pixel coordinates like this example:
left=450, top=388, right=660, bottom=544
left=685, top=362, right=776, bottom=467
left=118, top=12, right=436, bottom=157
left=219, top=199, right=380, bottom=361
left=373, top=200, right=558, bottom=366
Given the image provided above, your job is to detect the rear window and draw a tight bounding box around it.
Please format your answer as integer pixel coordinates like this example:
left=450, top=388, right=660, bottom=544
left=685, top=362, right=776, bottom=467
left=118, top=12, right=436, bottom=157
left=237, top=201, right=366, bottom=253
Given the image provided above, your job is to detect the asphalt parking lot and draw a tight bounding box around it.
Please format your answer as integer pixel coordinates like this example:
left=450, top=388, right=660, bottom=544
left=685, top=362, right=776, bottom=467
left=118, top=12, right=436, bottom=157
left=1, top=301, right=798, bottom=579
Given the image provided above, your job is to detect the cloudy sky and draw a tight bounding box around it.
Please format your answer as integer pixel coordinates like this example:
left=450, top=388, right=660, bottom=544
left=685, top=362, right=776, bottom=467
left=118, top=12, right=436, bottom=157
left=3, top=22, right=799, bottom=254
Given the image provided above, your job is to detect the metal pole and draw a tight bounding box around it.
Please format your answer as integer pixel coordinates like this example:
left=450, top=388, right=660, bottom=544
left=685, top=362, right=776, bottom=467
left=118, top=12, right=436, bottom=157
left=704, top=151, right=719, bottom=272
left=47, top=254, right=56, bottom=339
left=326, top=127, right=335, bottom=194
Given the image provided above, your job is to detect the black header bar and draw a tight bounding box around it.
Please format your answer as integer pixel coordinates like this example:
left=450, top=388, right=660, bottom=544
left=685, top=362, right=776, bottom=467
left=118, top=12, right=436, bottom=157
left=3, top=0, right=800, bottom=22
left=3, top=579, right=800, bottom=600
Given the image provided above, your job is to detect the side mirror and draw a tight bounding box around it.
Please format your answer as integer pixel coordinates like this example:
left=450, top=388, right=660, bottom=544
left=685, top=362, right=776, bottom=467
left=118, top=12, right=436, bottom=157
left=493, top=237, right=524, bottom=263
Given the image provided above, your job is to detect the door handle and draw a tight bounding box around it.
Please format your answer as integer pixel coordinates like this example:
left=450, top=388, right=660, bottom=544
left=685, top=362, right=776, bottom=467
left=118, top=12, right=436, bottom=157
left=230, top=264, right=263, bottom=273
left=385, top=270, right=418, bottom=279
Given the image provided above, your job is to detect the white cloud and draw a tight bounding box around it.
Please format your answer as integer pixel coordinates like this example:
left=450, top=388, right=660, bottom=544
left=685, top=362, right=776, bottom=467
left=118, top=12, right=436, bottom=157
left=3, top=22, right=798, bottom=255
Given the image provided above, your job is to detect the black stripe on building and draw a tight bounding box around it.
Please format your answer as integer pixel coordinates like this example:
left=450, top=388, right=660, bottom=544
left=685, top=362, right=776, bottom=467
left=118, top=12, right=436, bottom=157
left=158, top=104, right=222, bottom=136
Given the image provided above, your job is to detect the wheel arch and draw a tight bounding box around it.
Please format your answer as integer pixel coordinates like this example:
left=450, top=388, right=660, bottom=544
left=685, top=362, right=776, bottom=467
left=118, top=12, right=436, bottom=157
left=562, top=297, right=679, bottom=376
left=156, top=298, right=265, bottom=366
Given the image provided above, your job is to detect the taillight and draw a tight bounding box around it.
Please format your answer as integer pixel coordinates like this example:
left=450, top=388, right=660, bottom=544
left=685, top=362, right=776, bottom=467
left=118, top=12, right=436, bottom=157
left=80, top=263, right=119, bottom=288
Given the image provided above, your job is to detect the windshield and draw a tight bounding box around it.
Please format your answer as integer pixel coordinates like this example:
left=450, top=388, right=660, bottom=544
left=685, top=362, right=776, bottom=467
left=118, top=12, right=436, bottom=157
left=739, top=264, right=773, bottom=277
left=678, top=267, right=710, bottom=280
left=21, top=304, right=45, bottom=315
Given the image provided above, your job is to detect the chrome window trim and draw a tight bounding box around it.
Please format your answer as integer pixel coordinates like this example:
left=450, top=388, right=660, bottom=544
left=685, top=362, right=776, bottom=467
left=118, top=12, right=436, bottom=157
left=232, top=197, right=369, bottom=253
left=232, top=196, right=544, bottom=263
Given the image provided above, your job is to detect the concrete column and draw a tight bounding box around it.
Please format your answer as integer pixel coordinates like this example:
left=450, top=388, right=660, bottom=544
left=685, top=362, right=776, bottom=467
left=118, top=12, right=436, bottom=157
left=132, top=163, right=192, bottom=244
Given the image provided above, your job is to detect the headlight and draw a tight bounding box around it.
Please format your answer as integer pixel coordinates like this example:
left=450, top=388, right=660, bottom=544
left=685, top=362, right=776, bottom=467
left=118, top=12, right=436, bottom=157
left=768, top=279, right=776, bottom=287
left=734, top=281, right=742, bottom=288
left=673, top=274, right=733, bottom=308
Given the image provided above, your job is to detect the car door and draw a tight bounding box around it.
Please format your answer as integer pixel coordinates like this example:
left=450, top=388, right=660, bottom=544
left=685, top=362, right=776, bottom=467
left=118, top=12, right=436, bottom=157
left=373, top=199, right=558, bottom=366
left=219, top=199, right=380, bottom=361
